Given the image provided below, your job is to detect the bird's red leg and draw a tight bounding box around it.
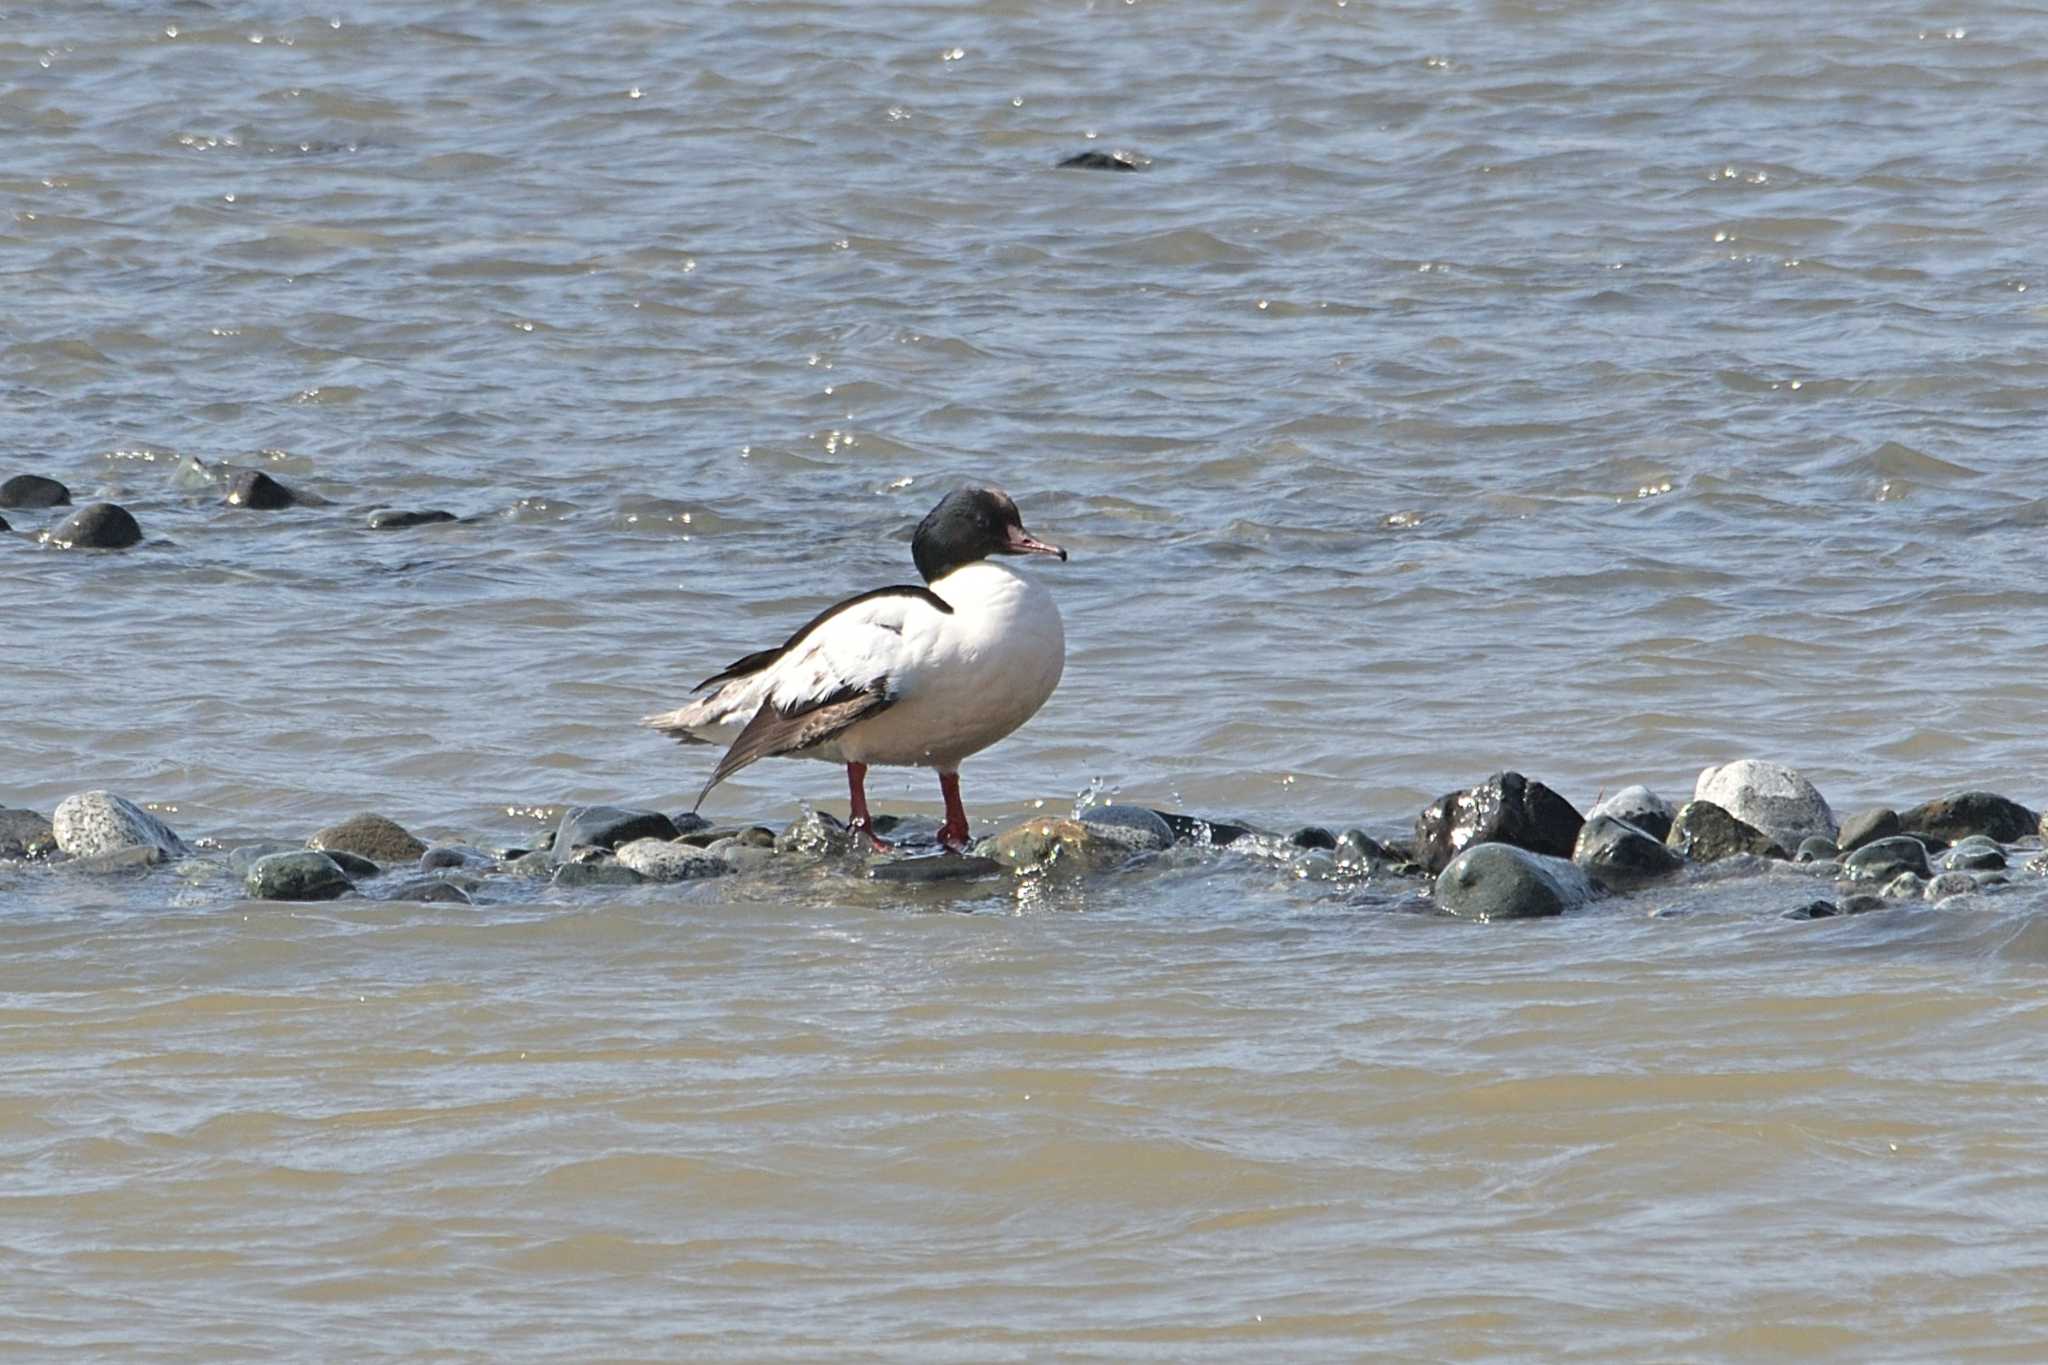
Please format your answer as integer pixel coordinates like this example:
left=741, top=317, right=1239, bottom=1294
left=937, top=770, right=971, bottom=852
left=846, top=762, right=891, bottom=852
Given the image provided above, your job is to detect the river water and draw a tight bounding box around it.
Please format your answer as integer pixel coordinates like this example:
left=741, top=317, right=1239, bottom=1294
left=6, top=1, right=2048, bottom=1357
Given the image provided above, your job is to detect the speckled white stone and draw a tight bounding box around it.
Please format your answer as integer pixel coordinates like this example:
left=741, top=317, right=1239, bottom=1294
left=1694, top=759, right=1837, bottom=851
left=52, top=790, right=189, bottom=863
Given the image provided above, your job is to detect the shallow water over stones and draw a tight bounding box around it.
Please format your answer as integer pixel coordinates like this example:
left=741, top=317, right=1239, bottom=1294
left=12, top=0, right=2048, bottom=1356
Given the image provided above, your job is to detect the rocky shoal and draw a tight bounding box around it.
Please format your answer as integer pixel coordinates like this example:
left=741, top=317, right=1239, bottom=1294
left=3, top=761, right=2046, bottom=919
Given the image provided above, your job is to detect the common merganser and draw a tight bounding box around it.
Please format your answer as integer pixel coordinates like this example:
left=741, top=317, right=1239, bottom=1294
left=644, top=486, right=1068, bottom=852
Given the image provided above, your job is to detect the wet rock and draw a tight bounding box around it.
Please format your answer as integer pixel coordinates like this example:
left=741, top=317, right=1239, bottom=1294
left=1289, top=825, right=1337, bottom=851
left=1944, top=837, right=2006, bottom=872
left=309, top=812, right=428, bottom=864
left=1883, top=871, right=1928, bottom=900
left=1836, top=807, right=1901, bottom=853
left=1924, top=871, right=1979, bottom=902
left=1413, top=771, right=1583, bottom=875
left=1573, top=813, right=1686, bottom=891
left=228, top=841, right=300, bottom=875
left=0, top=808, right=56, bottom=860
left=777, top=808, right=853, bottom=856
left=1786, top=900, right=1840, bottom=920
left=1434, top=843, right=1595, bottom=921
left=1795, top=835, right=1838, bottom=863
left=1664, top=800, right=1788, bottom=862
left=733, top=825, right=777, bottom=849
left=419, top=845, right=499, bottom=872
left=980, top=817, right=1118, bottom=872
left=68, top=846, right=166, bottom=874
left=551, top=806, right=677, bottom=861
left=0, top=473, right=71, bottom=508
left=1899, top=791, right=2038, bottom=845
left=223, top=469, right=299, bottom=509
left=1057, top=149, right=1147, bottom=171
left=1336, top=828, right=1395, bottom=866
left=52, top=791, right=189, bottom=863
left=367, top=507, right=456, bottom=530
left=613, top=837, right=727, bottom=882
left=1587, top=785, right=1675, bottom=843
left=40, top=502, right=142, bottom=550
left=868, top=853, right=1005, bottom=883
left=1840, top=893, right=1887, bottom=914
left=1693, top=759, right=1837, bottom=850
left=245, top=850, right=353, bottom=901
left=323, top=849, right=380, bottom=878
left=669, top=811, right=713, bottom=835
left=1151, top=810, right=1254, bottom=847
left=0, top=511, right=8, bottom=531
left=1842, top=836, right=1932, bottom=883
left=1080, top=804, right=1175, bottom=853
left=507, top=849, right=555, bottom=877
left=382, top=878, right=474, bottom=904
left=550, top=859, right=646, bottom=888
left=708, top=840, right=776, bottom=874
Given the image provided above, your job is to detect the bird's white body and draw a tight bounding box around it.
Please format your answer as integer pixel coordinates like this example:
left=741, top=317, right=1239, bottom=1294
left=650, top=561, right=1065, bottom=772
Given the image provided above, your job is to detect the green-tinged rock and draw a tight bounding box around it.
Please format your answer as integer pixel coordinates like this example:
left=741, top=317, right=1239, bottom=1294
left=246, top=850, right=353, bottom=901
left=1665, top=800, right=1788, bottom=862
left=309, top=812, right=428, bottom=864
left=1434, top=843, right=1595, bottom=921
left=1842, top=836, right=1932, bottom=883
left=551, top=860, right=646, bottom=888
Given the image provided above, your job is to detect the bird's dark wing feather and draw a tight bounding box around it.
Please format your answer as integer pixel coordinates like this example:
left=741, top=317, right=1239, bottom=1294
left=694, top=681, right=894, bottom=811
left=692, top=585, right=950, bottom=692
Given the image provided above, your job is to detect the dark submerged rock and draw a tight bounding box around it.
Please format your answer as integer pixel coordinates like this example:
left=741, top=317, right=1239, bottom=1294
left=670, top=811, right=713, bottom=836
left=1899, top=791, right=2038, bottom=846
left=1786, top=899, right=1840, bottom=920
left=0, top=511, right=8, bottom=532
left=1057, top=149, right=1147, bottom=171
left=323, top=848, right=380, bottom=878
left=1587, top=785, right=1674, bottom=843
left=1944, top=837, right=2006, bottom=872
left=868, top=853, right=1005, bottom=883
left=223, top=469, right=300, bottom=509
left=367, top=507, right=457, bottom=530
left=1795, top=835, right=1839, bottom=863
left=1842, top=836, right=1933, bottom=883
left=1414, top=771, right=1584, bottom=875
left=1151, top=810, right=1254, bottom=847
left=1573, top=813, right=1686, bottom=891
left=1836, top=807, right=1901, bottom=853
left=246, top=850, right=354, bottom=901
left=382, top=878, right=474, bottom=904
left=0, top=808, right=57, bottom=860
left=1289, top=825, right=1337, bottom=851
left=309, top=812, right=429, bottom=864
left=1336, top=829, right=1395, bottom=866
left=419, top=845, right=499, bottom=872
left=0, top=473, right=71, bottom=508
left=1664, top=800, right=1788, bottom=862
left=228, top=841, right=301, bottom=875
left=1080, top=804, right=1175, bottom=853
left=551, top=859, right=646, bottom=888
left=1434, top=843, right=1595, bottom=921
left=40, top=502, right=141, bottom=549
left=551, top=806, right=678, bottom=861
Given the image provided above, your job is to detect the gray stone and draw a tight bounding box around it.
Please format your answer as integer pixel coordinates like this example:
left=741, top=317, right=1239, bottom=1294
left=552, top=806, right=677, bottom=861
left=1842, top=836, right=1932, bottom=883
left=420, top=844, right=499, bottom=872
left=550, top=859, right=647, bottom=888
left=1336, top=828, right=1395, bottom=867
left=323, top=849, right=380, bottom=878
left=1944, top=837, right=2006, bottom=872
left=223, top=469, right=299, bottom=509
left=1836, top=807, right=1901, bottom=853
left=1795, top=835, right=1839, bottom=863
left=381, top=878, right=475, bottom=904
left=507, top=849, right=555, bottom=877
left=310, top=812, right=428, bottom=864
left=0, top=473, right=71, bottom=508
left=52, top=791, right=189, bottom=863
left=40, top=502, right=141, bottom=550
left=1924, top=871, right=1979, bottom=902
left=614, top=837, right=728, bottom=882
left=1840, top=893, right=1888, bottom=914
left=778, top=808, right=853, bottom=855
left=1573, top=813, right=1686, bottom=891
left=1414, top=771, right=1584, bottom=875
left=367, top=507, right=456, bottom=530
left=0, top=808, right=56, bottom=860
left=1693, top=759, right=1837, bottom=850
left=1587, top=785, right=1675, bottom=843
left=868, top=853, right=1005, bottom=883
left=708, top=841, right=776, bottom=874
left=1079, top=804, right=1175, bottom=852
left=1882, top=872, right=1928, bottom=899
left=1434, top=843, right=1596, bottom=921
left=245, top=850, right=353, bottom=901
left=1899, top=791, right=2038, bottom=846
left=67, top=846, right=165, bottom=874
left=228, top=841, right=300, bottom=875
left=1664, top=800, right=1788, bottom=861
left=1151, top=810, right=1255, bottom=847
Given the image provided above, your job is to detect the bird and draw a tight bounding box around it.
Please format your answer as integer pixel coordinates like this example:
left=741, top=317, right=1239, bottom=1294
left=643, top=486, right=1068, bottom=853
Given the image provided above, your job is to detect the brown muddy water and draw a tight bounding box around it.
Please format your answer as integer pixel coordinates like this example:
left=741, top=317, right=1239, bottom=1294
left=6, top=1, right=2048, bottom=1358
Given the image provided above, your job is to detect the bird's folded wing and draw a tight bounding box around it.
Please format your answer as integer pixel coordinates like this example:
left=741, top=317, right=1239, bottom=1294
left=696, top=682, right=893, bottom=809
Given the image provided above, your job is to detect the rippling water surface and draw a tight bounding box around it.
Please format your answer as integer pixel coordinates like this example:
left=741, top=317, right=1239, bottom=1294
left=7, top=1, right=2048, bottom=1356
